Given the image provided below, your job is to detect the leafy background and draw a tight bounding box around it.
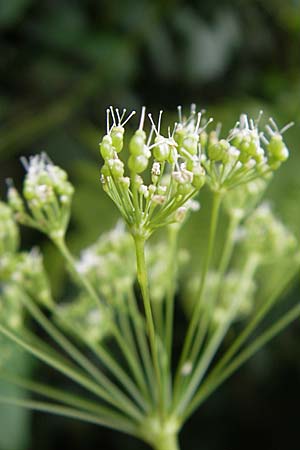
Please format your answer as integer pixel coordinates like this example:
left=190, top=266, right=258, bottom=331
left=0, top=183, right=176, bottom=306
left=0, top=0, right=300, bottom=449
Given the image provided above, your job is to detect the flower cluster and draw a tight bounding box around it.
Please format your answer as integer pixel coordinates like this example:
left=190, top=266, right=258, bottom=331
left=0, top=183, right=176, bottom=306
left=0, top=201, right=19, bottom=256
left=99, top=107, right=292, bottom=238
left=239, top=203, right=298, bottom=262
left=75, top=221, right=136, bottom=302
left=99, top=107, right=206, bottom=238
left=199, top=112, right=292, bottom=191
left=7, top=153, right=74, bottom=240
left=56, top=293, right=112, bottom=344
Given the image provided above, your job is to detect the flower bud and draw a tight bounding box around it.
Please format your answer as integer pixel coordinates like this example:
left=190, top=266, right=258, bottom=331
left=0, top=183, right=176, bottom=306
left=100, top=135, right=114, bottom=160
left=110, top=126, right=125, bottom=153
left=128, top=155, right=148, bottom=173
left=153, top=137, right=170, bottom=162
left=129, top=130, right=146, bottom=155
left=107, top=159, right=124, bottom=178
left=182, top=134, right=198, bottom=156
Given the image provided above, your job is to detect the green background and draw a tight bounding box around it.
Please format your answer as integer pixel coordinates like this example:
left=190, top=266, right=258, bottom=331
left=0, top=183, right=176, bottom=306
left=0, top=0, right=300, bottom=449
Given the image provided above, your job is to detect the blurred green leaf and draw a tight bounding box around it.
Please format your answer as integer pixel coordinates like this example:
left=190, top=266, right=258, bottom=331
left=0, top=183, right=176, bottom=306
left=0, top=0, right=32, bottom=27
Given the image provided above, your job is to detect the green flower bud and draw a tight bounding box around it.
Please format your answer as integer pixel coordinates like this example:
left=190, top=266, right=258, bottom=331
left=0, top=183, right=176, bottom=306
left=111, top=126, right=124, bottom=153
left=167, top=147, right=178, bottom=164
left=129, top=130, right=146, bottom=156
left=107, top=159, right=124, bottom=178
left=174, top=127, right=187, bottom=147
left=7, top=186, right=25, bottom=215
left=182, top=134, right=198, bottom=156
left=177, top=182, right=193, bottom=195
left=100, top=135, right=114, bottom=160
left=208, top=139, right=229, bottom=162
left=101, top=163, right=110, bottom=177
left=153, top=138, right=170, bottom=162
left=192, top=165, right=206, bottom=189
left=199, top=131, right=208, bottom=149
left=267, top=134, right=289, bottom=162
left=128, top=155, right=148, bottom=173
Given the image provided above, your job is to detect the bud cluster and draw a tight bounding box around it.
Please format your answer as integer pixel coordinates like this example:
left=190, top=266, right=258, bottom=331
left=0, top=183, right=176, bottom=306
left=184, top=269, right=256, bottom=328
left=0, top=201, right=19, bottom=256
left=56, top=293, right=112, bottom=344
left=7, top=153, right=74, bottom=240
left=99, top=107, right=206, bottom=238
left=11, top=249, right=53, bottom=308
left=0, top=283, right=25, bottom=331
left=99, top=107, right=292, bottom=237
left=199, top=112, right=292, bottom=192
left=239, top=203, right=298, bottom=262
left=146, top=241, right=189, bottom=305
left=76, top=221, right=136, bottom=301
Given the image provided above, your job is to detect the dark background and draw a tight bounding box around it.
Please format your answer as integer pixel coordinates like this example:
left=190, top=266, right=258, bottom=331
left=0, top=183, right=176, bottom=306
left=1, top=0, right=300, bottom=449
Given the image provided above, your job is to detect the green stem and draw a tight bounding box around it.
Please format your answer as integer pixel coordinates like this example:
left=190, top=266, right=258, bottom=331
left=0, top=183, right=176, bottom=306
left=202, top=259, right=300, bottom=386
left=53, top=236, right=101, bottom=308
left=0, top=372, right=128, bottom=422
left=174, top=191, right=222, bottom=396
left=0, top=323, right=142, bottom=421
left=112, top=324, right=149, bottom=399
left=127, top=288, right=156, bottom=401
left=20, top=294, right=143, bottom=420
left=134, top=234, right=163, bottom=415
left=51, top=304, right=149, bottom=412
left=165, top=225, right=179, bottom=365
left=0, top=396, right=138, bottom=437
left=187, top=213, right=239, bottom=365
left=183, top=301, right=300, bottom=421
left=175, top=253, right=259, bottom=416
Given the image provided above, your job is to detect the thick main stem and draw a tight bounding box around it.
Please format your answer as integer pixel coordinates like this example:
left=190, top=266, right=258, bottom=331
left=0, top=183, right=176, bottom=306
left=153, top=433, right=180, bottom=450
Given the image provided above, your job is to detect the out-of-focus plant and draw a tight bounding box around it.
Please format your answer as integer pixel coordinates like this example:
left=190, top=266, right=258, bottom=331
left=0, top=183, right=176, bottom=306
left=0, top=105, right=299, bottom=450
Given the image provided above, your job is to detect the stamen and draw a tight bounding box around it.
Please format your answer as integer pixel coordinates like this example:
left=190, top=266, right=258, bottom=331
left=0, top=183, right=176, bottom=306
left=172, top=122, right=178, bottom=137
left=147, top=126, right=154, bottom=146
left=265, top=125, right=275, bottom=136
left=177, top=105, right=182, bottom=124
left=157, top=110, right=163, bottom=135
left=106, top=109, right=110, bottom=134
left=139, top=106, right=146, bottom=131
left=215, top=122, right=222, bottom=137
left=255, top=110, right=263, bottom=125
left=240, top=114, right=249, bottom=130
left=200, top=117, right=213, bottom=133
left=148, top=113, right=159, bottom=136
left=269, top=117, right=279, bottom=132
left=20, top=156, right=29, bottom=171
left=120, top=108, right=126, bottom=122
left=280, top=122, right=294, bottom=134
left=115, top=108, right=121, bottom=124
left=121, top=110, right=136, bottom=127
left=259, top=132, right=269, bottom=145
left=109, top=106, right=116, bottom=126
left=195, top=112, right=202, bottom=133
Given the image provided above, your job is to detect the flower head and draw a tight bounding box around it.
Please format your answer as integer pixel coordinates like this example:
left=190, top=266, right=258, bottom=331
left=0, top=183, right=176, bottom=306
left=8, top=153, right=74, bottom=240
left=99, top=106, right=206, bottom=238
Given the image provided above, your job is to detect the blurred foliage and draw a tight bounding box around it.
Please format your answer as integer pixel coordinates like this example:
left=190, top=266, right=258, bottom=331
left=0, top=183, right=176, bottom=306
left=1, top=0, right=300, bottom=449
